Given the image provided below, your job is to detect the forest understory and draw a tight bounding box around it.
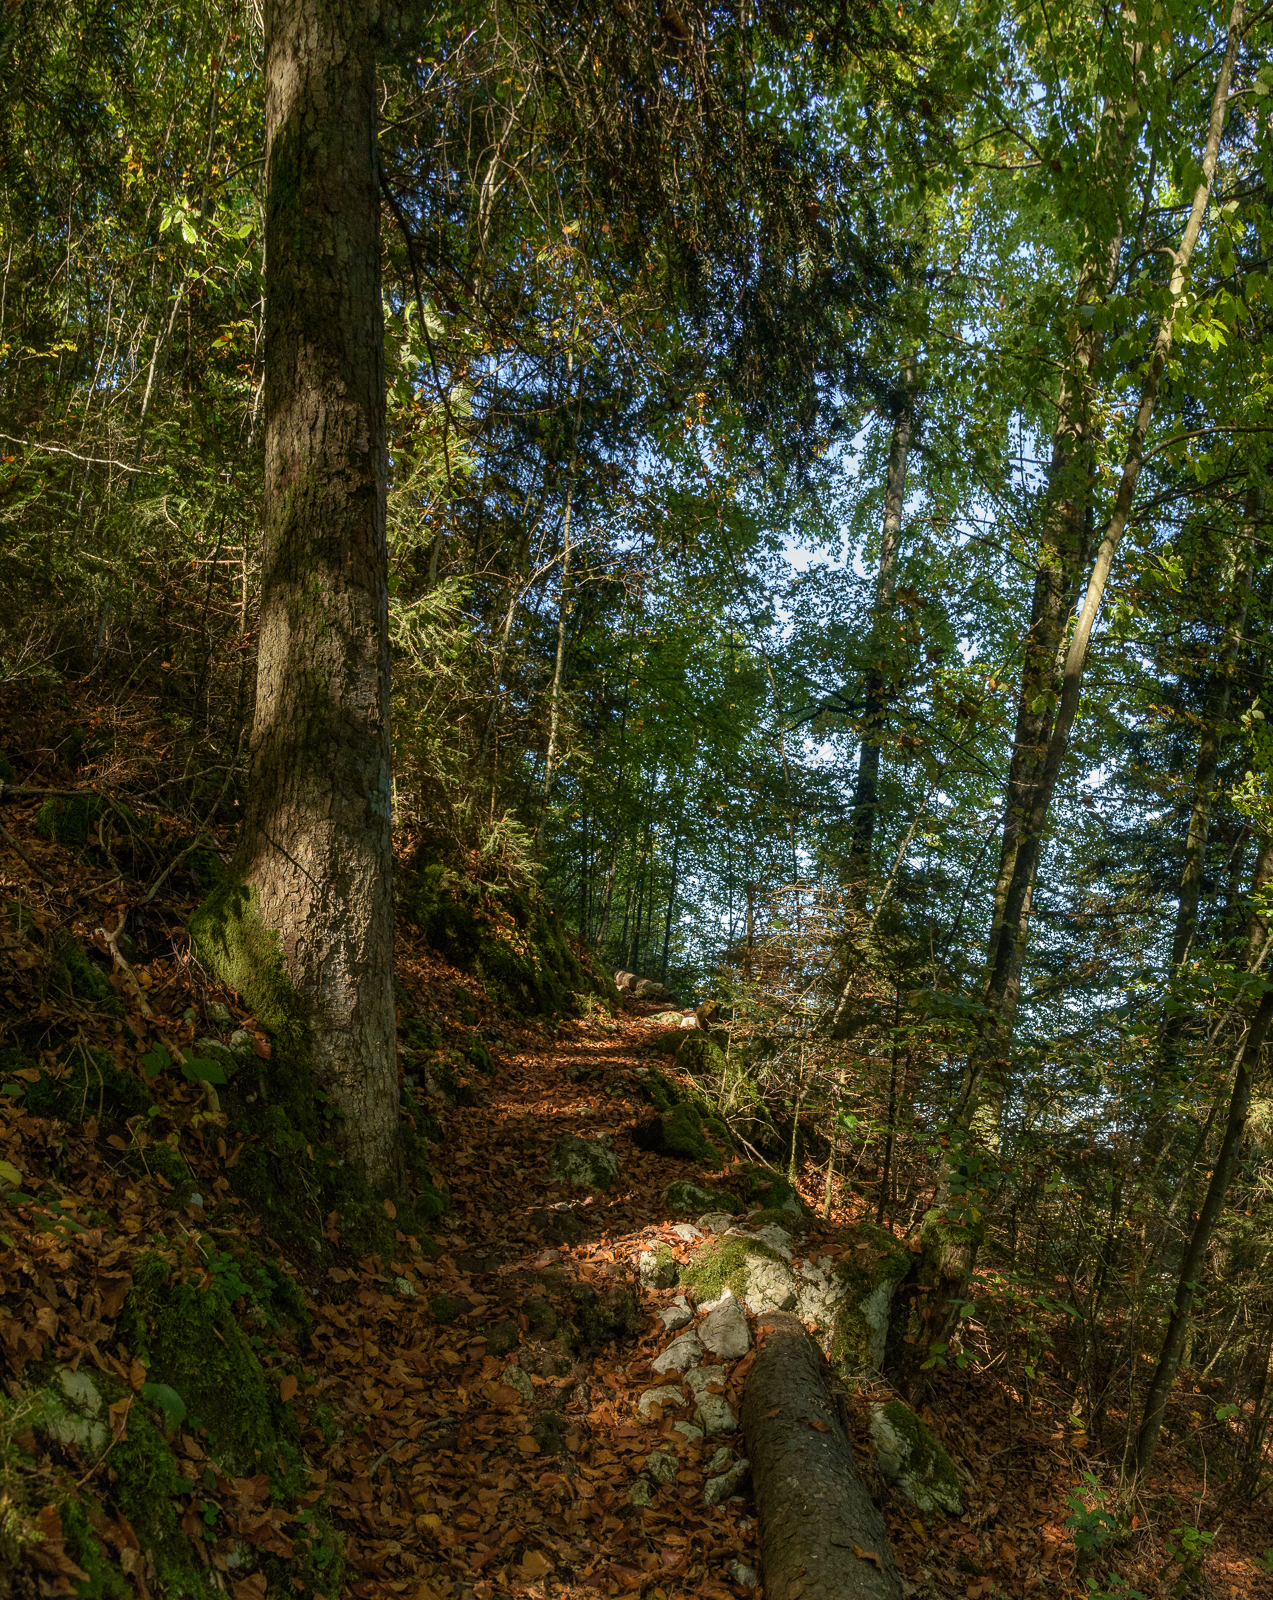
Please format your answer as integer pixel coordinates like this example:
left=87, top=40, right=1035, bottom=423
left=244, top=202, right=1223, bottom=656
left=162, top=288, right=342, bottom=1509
left=1, top=683, right=1272, bottom=1600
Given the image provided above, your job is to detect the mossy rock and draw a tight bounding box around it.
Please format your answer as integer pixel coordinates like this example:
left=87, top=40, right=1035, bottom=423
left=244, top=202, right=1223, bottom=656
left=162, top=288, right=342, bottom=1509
left=652, top=1029, right=686, bottom=1055
left=404, top=1014, right=442, bottom=1052
left=124, top=1251, right=300, bottom=1484
left=409, top=855, right=620, bottom=1016
left=680, top=1234, right=787, bottom=1305
left=18, top=1368, right=224, bottom=1600
left=868, top=1399, right=962, bottom=1514
left=458, top=1032, right=494, bottom=1075
left=731, top=1164, right=803, bottom=1215
left=36, top=792, right=109, bottom=847
left=483, top=1318, right=521, bottom=1356
left=662, top=1101, right=730, bottom=1168
left=663, top=1179, right=739, bottom=1216
left=829, top=1221, right=913, bottom=1374
left=50, top=932, right=123, bottom=1017
left=24, top=1046, right=151, bottom=1132
left=569, top=1281, right=640, bottom=1348
left=189, top=880, right=447, bottom=1253
left=429, top=1293, right=471, bottom=1326
left=675, top=1032, right=728, bottom=1079
left=548, top=1134, right=620, bottom=1191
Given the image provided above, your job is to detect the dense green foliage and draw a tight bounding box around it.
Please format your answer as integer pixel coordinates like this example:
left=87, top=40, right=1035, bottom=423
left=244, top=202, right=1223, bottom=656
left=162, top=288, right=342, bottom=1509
left=4, top=0, right=1273, bottom=1520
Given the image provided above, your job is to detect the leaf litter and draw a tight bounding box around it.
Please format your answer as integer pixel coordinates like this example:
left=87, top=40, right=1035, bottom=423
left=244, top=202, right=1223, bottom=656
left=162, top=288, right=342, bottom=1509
left=2, top=707, right=1273, bottom=1600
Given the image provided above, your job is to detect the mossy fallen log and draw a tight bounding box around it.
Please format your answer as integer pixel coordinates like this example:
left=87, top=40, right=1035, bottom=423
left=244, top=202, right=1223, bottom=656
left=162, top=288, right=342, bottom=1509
left=741, top=1310, right=902, bottom=1600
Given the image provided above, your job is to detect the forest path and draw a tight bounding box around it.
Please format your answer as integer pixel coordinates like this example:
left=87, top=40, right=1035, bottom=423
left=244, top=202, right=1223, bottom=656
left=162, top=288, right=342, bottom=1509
left=313, top=996, right=765, bottom=1600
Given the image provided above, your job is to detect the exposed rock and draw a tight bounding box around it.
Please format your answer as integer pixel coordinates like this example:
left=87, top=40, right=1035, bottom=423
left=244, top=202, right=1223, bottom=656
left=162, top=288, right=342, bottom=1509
left=698, top=1294, right=751, bottom=1361
left=672, top=1420, right=704, bottom=1442
left=744, top=1256, right=798, bottom=1315
left=672, top=1223, right=701, bottom=1243
left=743, top=1222, right=794, bottom=1260
left=228, top=1029, right=255, bottom=1060
left=628, top=1477, right=654, bottom=1507
left=708, top=1445, right=733, bottom=1473
left=730, top=1560, right=759, bottom=1588
left=501, top=1365, right=535, bottom=1403
left=633, top=978, right=669, bottom=999
left=638, top=1243, right=677, bottom=1289
left=650, top=1011, right=685, bottom=1026
left=663, top=1180, right=720, bottom=1215
left=679, top=1015, right=700, bottom=1029
left=394, top=1276, right=417, bottom=1297
left=660, top=1299, right=693, bottom=1331
left=828, top=1221, right=913, bottom=1374
left=638, top=1384, right=684, bottom=1419
left=870, top=1400, right=962, bottom=1514
left=528, top=1205, right=587, bottom=1245
left=646, top=1451, right=679, bottom=1484
left=676, top=1031, right=728, bottom=1079
left=688, top=1365, right=737, bottom=1434
left=652, top=1333, right=704, bottom=1374
left=696, top=1393, right=738, bottom=1434
left=207, top=1000, right=233, bottom=1027
left=704, top=1457, right=750, bottom=1507
left=43, top=1368, right=107, bottom=1456
left=547, top=1134, right=619, bottom=1192
left=695, top=1211, right=737, bottom=1234
left=614, top=970, right=637, bottom=990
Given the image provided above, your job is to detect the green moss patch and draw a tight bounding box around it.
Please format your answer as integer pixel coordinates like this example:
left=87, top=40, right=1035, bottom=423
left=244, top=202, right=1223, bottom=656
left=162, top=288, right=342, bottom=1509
left=190, top=880, right=446, bottom=1254
left=830, top=1221, right=913, bottom=1374
left=869, top=1399, right=962, bottom=1514
left=50, top=932, right=123, bottom=1017
left=24, top=1045, right=151, bottom=1131
left=188, top=879, right=303, bottom=1042
left=681, top=1234, right=785, bottom=1304
left=124, top=1251, right=299, bottom=1484
left=675, top=1032, right=728, bottom=1079
left=662, top=1101, right=730, bottom=1167
left=408, top=856, right=619, bottom=1016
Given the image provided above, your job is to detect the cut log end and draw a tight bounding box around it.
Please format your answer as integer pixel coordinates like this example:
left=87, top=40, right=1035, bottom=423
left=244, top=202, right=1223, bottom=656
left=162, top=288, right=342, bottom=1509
left=741, top=1311, right=903, bottom=1600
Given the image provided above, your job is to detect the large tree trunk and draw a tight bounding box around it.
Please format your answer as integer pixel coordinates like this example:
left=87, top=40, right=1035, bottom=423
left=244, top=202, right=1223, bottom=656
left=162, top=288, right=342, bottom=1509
left=236, top=0, right=399, bottom=1186
left=742, top=1311, right=903, bottom=1600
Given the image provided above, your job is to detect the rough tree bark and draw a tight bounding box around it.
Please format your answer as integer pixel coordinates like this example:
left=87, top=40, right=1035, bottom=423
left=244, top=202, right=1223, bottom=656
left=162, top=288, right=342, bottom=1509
left=742, top=1311, right=903, bottom=1600
left=226, top=0, right=399, bottom=1186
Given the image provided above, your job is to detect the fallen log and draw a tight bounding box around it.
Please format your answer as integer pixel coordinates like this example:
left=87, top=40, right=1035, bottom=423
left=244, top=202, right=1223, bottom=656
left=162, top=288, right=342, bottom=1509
left=741, top=1310, right=903, bottom=1600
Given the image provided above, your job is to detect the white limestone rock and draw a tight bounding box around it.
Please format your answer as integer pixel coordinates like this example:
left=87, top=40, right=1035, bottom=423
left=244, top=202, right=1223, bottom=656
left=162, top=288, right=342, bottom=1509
left=698, top=1294, right=751, bottom=1360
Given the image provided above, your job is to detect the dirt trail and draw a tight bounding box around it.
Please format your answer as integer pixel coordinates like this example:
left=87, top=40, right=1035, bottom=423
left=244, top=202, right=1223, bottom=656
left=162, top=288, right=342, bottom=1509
left=308, top=1000, right=764, bottom=1600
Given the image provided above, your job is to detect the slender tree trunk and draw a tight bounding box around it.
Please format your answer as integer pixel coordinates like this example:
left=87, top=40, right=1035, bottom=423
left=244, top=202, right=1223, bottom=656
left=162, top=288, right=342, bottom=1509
left=661, top=827, right=681, bottom=983
left=1158, top=485, right=1260, bottom=1072
left=849, top=361, right=914, bottom=878
left=537, top=378, right=583, bottom=848
left=1135, top=980, right=1273, bottom=1480
left=222, top=0, right=399, bottom=1186
left=958, top=7, right=1241, bottom=1138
